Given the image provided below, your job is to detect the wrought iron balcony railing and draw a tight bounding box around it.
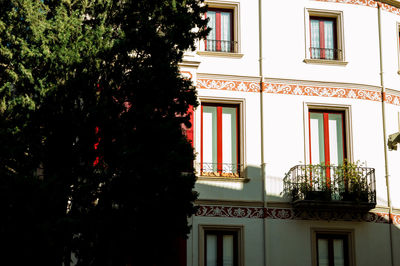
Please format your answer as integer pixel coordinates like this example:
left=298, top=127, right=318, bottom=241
left=310, top=47, right=342, bottom=60
left=203, top=39, right=238, bottom=53
left=283, top=164, right=376, bottom=210
left=197, top=162, right=243, bottom=178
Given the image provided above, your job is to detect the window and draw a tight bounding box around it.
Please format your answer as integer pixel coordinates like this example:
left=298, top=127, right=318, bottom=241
left=200, top=103, right=240, bottom=177
left=199, top=225, right=243, bottom=266
left=305, top=9, right=345, bottom=64
left=309, top=110, right=346, bottom=166
left=206, top=9, right=235, bottom=53
left=313, top=231, right=353, bottom=266
left=205, top=230, right=238, bottom=266
left=310, top=17, right=337, bottom=60
left=397, top=23, right=400, bottom=74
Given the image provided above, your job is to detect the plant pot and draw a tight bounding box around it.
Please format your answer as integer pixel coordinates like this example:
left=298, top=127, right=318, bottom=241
left=341, top=191, right=369, bottom=202
left=305, top=190, right=331, bottom=201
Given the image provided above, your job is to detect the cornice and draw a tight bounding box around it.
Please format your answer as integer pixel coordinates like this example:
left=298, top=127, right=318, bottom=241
left=197, top=73, right=261, bottom=83
left=195, top=199, right=264, bottom=207
left=313, top=0, right=400, bottom=16
left=178, top=60, right=201, bottom=69
left=379, top=0, right=400, bottom=9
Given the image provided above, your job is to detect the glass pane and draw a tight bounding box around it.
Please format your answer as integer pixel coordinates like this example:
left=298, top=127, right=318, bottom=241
left=310, top=19, right=320, bottom=58
left=324, top=20, right=334, bottom=59
left=328, top=113, right=344, bottom=166
left=220, top=11, right=232, bottom=52
left=223, top=235, right=234, bottom=266
left=203, top=106, right=218, bottom=172
left=206, top=234, right=218, bottom=266
left=207, top=11, right=216, bottom=51
left=333, top=239, right=345, bottom=266
left=318, top=239, right=329, bottom=266
left=310, top=112, right=325, bottom=165
left=222, top=107, right=237, bottom=173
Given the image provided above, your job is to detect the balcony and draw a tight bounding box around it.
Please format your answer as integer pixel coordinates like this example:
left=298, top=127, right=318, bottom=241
left=283, top=164, right=376, bottom=211
left=310, top=47, right=342, bottom=60
left=201, top=39, right=238, bottom=53
left=197, top=162, right=243, bottom=178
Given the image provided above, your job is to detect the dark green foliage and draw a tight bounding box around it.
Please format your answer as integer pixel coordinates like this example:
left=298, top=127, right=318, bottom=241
left=0, top=0, right=208, bottom=265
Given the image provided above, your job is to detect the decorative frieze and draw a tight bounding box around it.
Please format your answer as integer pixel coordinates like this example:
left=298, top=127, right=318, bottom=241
left=196, top=205, right=400, bottom=224
left=197, top=79, right=260, bottom=92
left=197, top=78, right=400, bottom=106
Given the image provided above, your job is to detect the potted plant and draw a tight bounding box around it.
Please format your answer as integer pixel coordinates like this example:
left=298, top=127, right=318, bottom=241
left=337, top=160, right=369, bottom=202
left=300, top=164, right=332, bottom=201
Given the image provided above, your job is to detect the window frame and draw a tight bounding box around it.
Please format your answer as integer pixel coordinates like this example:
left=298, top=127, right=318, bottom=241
left=200, top=103, right=240, bottom=177
left=311, top=228, right=355, bottom=266
left=309, top=16, right=338, bottom=60
left=197, top=1, right=241, bottom=56
left=397, top=22, right=400, bottom=74
left=304, top=9, right=347, bottom=65
left=196, top=97, right=246, bottom=181
left=205, top=8, right=235, bottom=53
left=199, top=225, right=244, bottom=266
left=308, top=109, right=347, bottom=166
left=303, top=103, right=353, bottom=166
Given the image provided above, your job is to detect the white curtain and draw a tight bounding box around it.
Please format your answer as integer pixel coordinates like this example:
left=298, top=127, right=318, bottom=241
left=203, top=106, right=218, bottom=172
left=310, top=19, right=320, bottom=59
left=223, top=235, right=234, bottom=266
left=220, top=12, right=232, bottom=52
left=222, top=107, right=237, bottom=173
left=309, top=112, right=325, bottom=165
left=207, top=11, right=216, bottom=51
left=318, top=239, right=329, bottom=266
left=206, top=235, right=218, bottom=266
left=324, top=20, right=334, bottom=59
left=328, top=113, right=344, bottom=166
left=333, top=239, right=345, bottom=266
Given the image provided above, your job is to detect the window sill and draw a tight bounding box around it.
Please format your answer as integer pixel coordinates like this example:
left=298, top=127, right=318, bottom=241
left=196, top=175, right=249, bottom=183
left=303, top=58, right=348, bottom=66
left=197, top=51, right=244, bottom=58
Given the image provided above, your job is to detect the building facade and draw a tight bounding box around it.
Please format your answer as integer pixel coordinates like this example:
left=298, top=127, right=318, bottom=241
left=180, top=0, right=400, bottom=265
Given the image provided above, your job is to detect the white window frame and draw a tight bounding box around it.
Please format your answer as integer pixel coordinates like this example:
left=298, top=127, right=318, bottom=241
left=197, top=1, right=242, bottom=57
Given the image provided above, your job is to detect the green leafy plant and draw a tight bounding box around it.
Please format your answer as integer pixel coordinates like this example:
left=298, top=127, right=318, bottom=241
left=335, top=160, right=369, bottom=202
left=284, top=160, right=372, bottom=203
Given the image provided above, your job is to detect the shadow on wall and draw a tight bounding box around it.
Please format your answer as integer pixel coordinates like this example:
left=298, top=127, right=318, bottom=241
left=193, top=164, right=400, bottom=265
left=194, top=164, right=288, bottom=202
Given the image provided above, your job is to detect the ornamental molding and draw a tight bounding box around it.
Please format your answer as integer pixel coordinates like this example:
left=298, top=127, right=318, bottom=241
left=197, top=78, right=400, bottom=106
left=385, top=93, right=400, bottom=105
left=313, top=0, right=400, bottom=16
left=197, top=79, right=260, bottom=92
left=263, top=82, right=382, bottom=102
left=180, top=71, right=193, bottom=80
left=196, top=205, right=400, bottom=224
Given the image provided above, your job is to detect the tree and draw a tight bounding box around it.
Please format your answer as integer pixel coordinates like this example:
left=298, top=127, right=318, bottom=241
left=0, top=0, right=208, bottom=265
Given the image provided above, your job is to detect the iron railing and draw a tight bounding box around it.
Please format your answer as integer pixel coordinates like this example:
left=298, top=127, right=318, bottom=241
left=283, top=164, right=376, bottom=206
left=197, top=162, right=243, bottom=178
left=204, top=39, right=238, bottom=53
left=310, top=47, right=342, bottom=60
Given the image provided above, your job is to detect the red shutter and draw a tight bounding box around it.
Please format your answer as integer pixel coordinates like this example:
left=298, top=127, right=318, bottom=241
left=187, top=105, right=194, bottom=146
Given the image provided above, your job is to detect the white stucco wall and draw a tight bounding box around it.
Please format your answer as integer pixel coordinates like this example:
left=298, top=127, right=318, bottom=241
left=183, top=0, right=400, bottom=265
